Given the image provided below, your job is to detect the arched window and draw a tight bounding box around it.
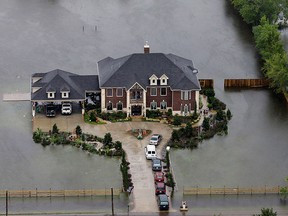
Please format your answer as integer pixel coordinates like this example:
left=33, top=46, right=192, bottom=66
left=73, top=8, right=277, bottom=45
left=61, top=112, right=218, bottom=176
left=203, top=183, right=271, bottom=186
left=117, top=102, right=123, bottom=111
left=150, top=101, right=157, bottom=110
left=160, top=101, right=167, bottom=110
left=107, top=101, right=113, bottom=111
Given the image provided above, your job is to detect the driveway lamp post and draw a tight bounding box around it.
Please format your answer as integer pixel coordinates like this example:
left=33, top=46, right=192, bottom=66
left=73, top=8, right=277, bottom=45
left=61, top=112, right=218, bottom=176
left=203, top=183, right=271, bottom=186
left=127, top=204, right=129, bottom=216
left=166, top=146, right=170, bottom=171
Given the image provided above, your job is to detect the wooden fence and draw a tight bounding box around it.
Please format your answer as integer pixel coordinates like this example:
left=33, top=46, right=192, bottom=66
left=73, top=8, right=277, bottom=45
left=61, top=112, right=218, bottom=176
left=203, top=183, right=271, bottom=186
left=0, top=188, right=122, bottom=198
left=224, top=79, right=270, bottom=88
left=199, top=79, right=214, bottom=88
left=183, top=186, right=280, bottom=195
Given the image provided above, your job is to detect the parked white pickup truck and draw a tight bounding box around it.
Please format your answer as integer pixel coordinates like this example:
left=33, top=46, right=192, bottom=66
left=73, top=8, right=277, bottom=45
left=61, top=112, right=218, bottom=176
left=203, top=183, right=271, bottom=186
left=61, top=103, right=72, bottom=115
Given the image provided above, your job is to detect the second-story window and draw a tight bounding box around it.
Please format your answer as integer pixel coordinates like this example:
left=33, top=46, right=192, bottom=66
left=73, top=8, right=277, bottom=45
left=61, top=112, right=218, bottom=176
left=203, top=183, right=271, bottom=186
left=150, top=87, right=157, bottom=96
left=107, top=88, right=113, bottom=97
left=160, top=87, right=167, bottom=96
left=116, top=88, right=123, bottom=97
left=181, top=90, right=191, bottom=100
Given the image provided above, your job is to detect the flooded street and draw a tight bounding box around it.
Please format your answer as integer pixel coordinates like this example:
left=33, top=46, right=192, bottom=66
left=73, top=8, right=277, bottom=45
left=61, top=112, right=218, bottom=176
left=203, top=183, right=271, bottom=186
left=0, top=0, right=288, bottom=214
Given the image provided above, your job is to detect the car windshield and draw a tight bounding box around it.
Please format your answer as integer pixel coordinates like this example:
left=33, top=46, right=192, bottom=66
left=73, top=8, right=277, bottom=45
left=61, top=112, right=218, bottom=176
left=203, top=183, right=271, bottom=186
left=153, top=159, right=161, bottom=165
left=156, top=173, right=162, bottom=178
left=151, top=137, right=158, bottom=141
left=160, top=201, right=169, bottom=205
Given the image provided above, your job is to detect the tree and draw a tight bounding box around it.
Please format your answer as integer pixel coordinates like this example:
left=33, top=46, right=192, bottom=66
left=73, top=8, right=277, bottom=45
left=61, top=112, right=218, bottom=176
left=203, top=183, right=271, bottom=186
left=184, top=122, right=193, bottom=138
left=103, top=132, right=112, bottom=147
left=75, top=125, right=82, bottom=137
left=226, top=109, right=232, bottom=120
left=52, top=124, right=59, bottom=134
left=173, top=115, right=182, bottom=126
left=202, top=117, right=210, bottom=131
left=264, top=53, right=288, bottom=93
left=231, top=0, right=283, bottom=25
left=253, top=208, right=277, bottom=216
left=171, top=130, right=180, bottom=142
left=33, top=128, right=43, bottom=143
left=253, top=17, right=284, bottom=61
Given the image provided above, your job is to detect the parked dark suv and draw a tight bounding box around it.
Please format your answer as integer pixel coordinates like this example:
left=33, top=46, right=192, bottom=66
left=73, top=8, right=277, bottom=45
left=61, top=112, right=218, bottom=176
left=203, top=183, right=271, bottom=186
left=46, top=104, right=56, bottom=117
left=152, top=158, right=162, bottom=171
left=157, top=194, right=169, bottom=210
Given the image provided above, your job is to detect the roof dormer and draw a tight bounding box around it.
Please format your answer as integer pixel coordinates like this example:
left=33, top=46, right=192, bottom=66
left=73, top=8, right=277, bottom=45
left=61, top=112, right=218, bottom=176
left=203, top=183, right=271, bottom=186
left=149, top=74, right=158, bottom=86
left=60, top=84, right=70, bottom=98
left=160, top=74, right=169, bottom=85
left=46, top=85, right=56, bottom=99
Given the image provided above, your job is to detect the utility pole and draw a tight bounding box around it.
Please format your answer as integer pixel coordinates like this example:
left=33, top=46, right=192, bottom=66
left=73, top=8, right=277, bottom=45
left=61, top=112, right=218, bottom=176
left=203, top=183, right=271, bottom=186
left=111, top=188, right=114, bottom=216
left=6, top=190, right=8, bottom=216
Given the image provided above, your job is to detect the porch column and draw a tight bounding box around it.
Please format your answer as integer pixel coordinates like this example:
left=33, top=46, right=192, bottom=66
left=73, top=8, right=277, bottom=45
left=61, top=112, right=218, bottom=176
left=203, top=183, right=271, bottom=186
left=195, top=91, right=200, bottom=112
left=142, top=90, right=146, bottom=117
left=126, top=90, right=130, bottom=117
left=101, top=89, right=106, bottom=112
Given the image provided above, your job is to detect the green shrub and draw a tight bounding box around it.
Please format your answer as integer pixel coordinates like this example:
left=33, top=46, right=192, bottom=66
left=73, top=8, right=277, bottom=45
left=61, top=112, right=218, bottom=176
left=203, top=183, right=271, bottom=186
left=173, top=115, right=182, bottom=126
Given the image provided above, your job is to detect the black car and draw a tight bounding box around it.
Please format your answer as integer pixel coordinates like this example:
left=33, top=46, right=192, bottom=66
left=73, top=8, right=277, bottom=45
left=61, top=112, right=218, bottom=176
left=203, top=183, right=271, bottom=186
left=46, top=104, right=56, bottom=117
left=157, top=194, right=169, bottom=210
left=152, top=158, right=162, bottom=171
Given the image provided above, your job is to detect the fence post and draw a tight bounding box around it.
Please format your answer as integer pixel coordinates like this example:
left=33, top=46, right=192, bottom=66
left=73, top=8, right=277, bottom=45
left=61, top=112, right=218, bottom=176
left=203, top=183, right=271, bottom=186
left=50, top=188, right=51, bottom=198
left=196, top=186, right=198, bottom=196
left=237, top=186, right=239, bottom=196
left=36, top=188, right=38, bottom=199
left=224, top=186, right=225, bottom=196
left=264, top=185, right=266, bottom=195
left=250, top=187, right=252, bottom=196
left=210, top=186, right=211, bottom=196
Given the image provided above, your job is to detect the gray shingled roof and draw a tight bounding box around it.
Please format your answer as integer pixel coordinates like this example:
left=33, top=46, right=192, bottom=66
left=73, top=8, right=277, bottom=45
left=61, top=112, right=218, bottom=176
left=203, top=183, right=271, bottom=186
left=98, top=53, right=201, bottom=90
left=31, top=69, right=99, bottom=101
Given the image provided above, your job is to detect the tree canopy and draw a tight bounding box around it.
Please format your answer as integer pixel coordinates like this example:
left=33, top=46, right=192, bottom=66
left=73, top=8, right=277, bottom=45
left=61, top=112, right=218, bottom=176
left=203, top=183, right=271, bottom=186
left=231, top=0, right=288, bottom=26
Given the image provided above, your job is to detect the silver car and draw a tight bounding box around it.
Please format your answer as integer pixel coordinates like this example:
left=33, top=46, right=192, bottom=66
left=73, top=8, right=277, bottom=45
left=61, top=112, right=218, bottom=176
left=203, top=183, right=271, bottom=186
left=149, top=134, right=162, bottom=146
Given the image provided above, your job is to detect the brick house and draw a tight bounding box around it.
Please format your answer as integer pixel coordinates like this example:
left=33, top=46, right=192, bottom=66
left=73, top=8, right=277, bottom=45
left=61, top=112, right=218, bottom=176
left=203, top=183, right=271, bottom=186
left=31, top=44, right=201, bottom=117
left=98, top=43, right=201, bottom=116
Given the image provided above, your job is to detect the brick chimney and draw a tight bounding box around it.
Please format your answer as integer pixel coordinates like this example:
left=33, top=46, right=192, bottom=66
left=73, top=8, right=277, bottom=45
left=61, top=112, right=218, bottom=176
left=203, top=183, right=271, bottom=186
left=144, top=41, right=150, bottom=54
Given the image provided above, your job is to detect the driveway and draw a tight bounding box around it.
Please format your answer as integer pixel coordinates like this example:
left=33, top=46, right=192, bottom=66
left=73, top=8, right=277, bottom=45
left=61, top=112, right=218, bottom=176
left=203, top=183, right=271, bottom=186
left=33, top=116, right=174, bottom=213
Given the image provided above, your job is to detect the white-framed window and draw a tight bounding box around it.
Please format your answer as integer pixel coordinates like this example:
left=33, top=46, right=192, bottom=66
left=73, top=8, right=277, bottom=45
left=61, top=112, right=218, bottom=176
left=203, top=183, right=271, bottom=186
left=181, top=90, right=191, bottom=100
left=107, top=101, right=113, bottom=110
left=150, top=87, right=157, bottom=96
left=160, top=87, right=167, bottom=96
left=116, top=88, right=123, bottom=97
left=150, top=101, right=157, bottom=110
left=47, top=92, right=55, bottom=99
left=106, top=89, right=113, bottom=97
left=61, top=92, right=69, bottom=98
left=160, top=101, right=167, bottom=109
left=117, top=101, right=123, bottom=111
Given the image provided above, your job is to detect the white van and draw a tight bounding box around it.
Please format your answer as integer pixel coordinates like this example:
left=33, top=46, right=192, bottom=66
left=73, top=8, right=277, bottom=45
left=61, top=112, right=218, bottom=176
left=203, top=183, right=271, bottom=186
left=144, top=145, right=157, bottom=160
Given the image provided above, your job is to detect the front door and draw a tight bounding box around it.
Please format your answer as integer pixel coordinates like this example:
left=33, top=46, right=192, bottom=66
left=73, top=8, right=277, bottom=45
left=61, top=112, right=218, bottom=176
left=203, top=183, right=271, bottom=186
left=131, top=105, right=142, bottom=116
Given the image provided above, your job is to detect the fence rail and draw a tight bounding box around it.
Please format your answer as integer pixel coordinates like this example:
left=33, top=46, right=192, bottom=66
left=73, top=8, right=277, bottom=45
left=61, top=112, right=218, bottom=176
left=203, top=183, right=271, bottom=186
left=199, top=79, right=214, bottom=88
left=224, top=79, right=270, bottom=88
left=183, top=186, right=280, bottom=195
left=0, top=188, right=122, bottom=198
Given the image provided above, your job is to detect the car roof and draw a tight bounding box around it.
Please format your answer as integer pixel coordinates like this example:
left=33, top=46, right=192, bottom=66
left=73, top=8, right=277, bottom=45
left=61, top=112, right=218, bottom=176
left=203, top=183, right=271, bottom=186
left=158, top=194, right=168, bottom=201
left=156, top=182, right=165, bottom=187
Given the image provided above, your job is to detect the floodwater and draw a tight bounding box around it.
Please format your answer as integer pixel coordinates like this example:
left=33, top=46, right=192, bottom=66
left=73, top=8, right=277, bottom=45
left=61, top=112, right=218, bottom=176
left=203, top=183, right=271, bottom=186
left=0, top=0, right=288, bottom=214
